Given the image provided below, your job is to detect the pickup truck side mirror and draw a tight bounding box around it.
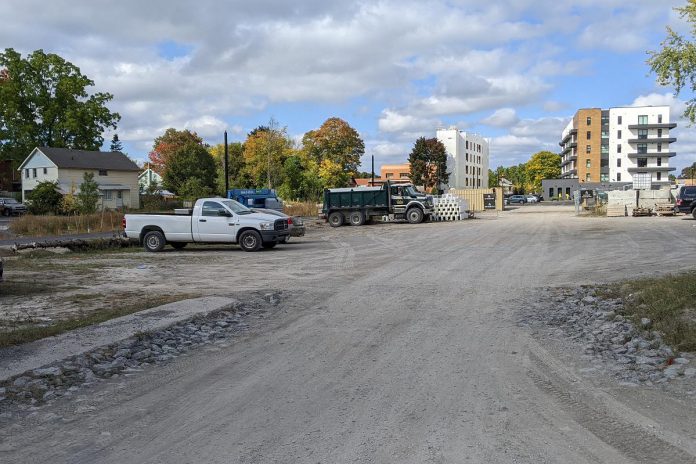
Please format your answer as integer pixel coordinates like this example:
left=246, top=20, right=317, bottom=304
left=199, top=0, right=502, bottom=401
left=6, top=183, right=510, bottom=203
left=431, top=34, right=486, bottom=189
left=218, top=210, right=232, bottom=217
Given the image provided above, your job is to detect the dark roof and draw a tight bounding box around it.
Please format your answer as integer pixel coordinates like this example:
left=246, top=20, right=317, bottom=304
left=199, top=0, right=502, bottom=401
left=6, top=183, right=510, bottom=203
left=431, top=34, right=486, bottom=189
left=36, top=147, right=140, bottom=171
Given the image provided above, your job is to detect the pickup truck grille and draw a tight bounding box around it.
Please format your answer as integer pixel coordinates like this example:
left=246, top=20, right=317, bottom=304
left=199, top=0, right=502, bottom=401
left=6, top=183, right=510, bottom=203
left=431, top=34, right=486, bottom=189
left=274, top=219, right=289, bottom=231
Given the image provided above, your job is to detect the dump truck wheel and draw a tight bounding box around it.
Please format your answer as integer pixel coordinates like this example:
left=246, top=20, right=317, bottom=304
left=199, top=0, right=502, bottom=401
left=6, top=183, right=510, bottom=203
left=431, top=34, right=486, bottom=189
left=406, top=207, right=424, bottom=224
left=143, top=231, right=166, bottom=252
left=328, top=212, right=344, bottom=227
left=349, top=211, right=365, bottom=226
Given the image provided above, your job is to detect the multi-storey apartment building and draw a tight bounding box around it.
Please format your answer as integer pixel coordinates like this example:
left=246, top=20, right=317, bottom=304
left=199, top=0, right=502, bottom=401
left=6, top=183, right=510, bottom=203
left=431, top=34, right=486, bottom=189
left=560, top=106, right=676, bottom=187
left=436, top=127, right=489, bottom=189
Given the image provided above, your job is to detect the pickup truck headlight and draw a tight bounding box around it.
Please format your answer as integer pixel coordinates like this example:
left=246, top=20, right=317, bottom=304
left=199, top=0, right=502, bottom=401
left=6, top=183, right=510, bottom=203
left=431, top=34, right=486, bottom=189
left=259, top=222, right=274, bottom=230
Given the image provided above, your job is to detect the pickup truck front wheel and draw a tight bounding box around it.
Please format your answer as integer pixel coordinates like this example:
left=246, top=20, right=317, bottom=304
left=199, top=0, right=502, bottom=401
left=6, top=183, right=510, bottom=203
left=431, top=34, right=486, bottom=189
left=239, top=230, right=262, bottom=252
left=143, top=231, right=166, bottom=252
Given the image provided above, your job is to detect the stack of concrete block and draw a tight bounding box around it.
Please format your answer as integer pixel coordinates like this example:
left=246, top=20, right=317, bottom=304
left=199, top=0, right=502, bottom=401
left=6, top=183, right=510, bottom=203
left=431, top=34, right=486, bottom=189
left=432, top=194, right=469, bottom=221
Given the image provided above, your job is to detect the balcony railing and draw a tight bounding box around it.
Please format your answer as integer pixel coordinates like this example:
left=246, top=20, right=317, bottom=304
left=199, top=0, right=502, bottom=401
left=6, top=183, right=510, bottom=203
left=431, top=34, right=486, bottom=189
left=627, top=137, right=676, bottom=144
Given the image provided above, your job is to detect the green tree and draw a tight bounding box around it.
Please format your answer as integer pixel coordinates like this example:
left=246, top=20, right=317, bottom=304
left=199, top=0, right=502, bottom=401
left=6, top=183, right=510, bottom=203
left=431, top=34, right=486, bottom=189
left=76, top=172, right=100, bottom=213
left=209, top=141, right=246, bottom=193
left=525, top=151, right=561, bottom=192
left=0, top=48, right=120, bottom=165
left=28, top=180, right=62, bottom=214
left=243, top=119, right=293, bottom=188
left=408, top=137, right=449, bottom=191
left=487, top=169, right=498, bottom=188
left=681, top=161, right=696, bottom=178
left=648, top=1, right=696, bottom=122
left=177, top=177, right=214, bottom=201
left=162, top=143, right=217, bottom=196
left=148, top=128, right=205, bottom=174
left=301, top=117, right=364, bottom=187
left=110, top=133, right=123, bottom=152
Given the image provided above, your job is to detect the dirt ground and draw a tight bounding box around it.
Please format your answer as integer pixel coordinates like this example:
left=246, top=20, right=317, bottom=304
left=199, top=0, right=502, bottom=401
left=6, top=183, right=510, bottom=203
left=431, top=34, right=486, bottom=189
left=2, top=206, right=696, bottom=463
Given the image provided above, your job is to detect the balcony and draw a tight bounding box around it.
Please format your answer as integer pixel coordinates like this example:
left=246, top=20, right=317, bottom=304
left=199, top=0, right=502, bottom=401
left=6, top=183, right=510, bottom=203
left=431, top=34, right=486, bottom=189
left=561, top=142, right=577, bottom=154
left=627, top=137, right=677, bottom=144
left=561, top=155, right=577, bottom=167
left=561, top=169, right=578, bottom=178
left=627, top=166, right=676, bottom=173
left=626, top=152, right=677, bottom=158
left=560, top=129, right=578, bottom=145
left=627, top=123, right=677, bottom=130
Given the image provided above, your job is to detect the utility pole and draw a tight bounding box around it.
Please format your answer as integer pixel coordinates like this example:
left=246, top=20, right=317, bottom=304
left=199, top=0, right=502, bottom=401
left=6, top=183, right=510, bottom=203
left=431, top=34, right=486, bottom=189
left=371, top=155, right=375, bottom=186
left=224, top=131, right=229, bottom=194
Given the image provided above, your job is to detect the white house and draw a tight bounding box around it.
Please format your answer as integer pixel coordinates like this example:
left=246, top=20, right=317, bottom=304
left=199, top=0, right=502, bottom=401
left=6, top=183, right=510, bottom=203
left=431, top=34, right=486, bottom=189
left=138, top=165, right=163, bottom=192
left=436, top=127, right=490, bottom=190
left=18, top=147, right=141, bottom=209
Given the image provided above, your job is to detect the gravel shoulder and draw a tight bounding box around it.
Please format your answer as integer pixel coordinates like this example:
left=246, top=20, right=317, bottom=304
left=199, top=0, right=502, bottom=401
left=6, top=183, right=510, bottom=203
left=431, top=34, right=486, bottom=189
left=2, top=208, right=696, bottom=463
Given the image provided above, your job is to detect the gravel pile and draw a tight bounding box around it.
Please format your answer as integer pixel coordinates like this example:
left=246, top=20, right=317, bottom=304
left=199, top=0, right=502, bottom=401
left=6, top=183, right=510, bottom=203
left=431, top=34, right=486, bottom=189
left=522, top=288, right=695, bottom=386
left=0, top=293, right=280, bottom=408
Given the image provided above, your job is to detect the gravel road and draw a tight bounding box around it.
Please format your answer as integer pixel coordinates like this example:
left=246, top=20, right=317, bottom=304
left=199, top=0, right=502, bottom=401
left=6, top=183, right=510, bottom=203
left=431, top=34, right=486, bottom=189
left=2, top=207, right=696, bottom=463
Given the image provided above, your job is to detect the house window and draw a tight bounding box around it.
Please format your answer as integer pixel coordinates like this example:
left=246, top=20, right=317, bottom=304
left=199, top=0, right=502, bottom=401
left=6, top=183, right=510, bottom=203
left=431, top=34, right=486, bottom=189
left=117, top=191, right=122, bottom=199
left=617, top=144, right=622, bottom=153
left=657, top=157, right=662, bottom=167
left=637, top=158, right=648, bottom=168
left=617, top=158, right=622, bottom=168
left=637, top=143, right=648, bottom=154
left=99, top=170, right=108, bottom=176
left=617, top=173, right=622, bottom=182
left=25, top=169, right=29, bottom=178
left=657, top=172, right=662, bottom=181
left=43, top=167, right=47, bottom=175
left=617, top=130, right=622, bottom=139
left=104, top=190, right=113, bottom=200
left=32, top=168, right=37, bottom=178
left=638, top=115, right=648, bottom=125
left=638, top=129, right=648, bottom=139
left=586, top=145, right=591, bottom=154
left=658, top=114, right=663, bottom=124
left=586, top=131, right=591, bottom=139
left=587, top=116, right=592, bottom=125
left=586, top=159, right=591, bottom=168
left=618, top=115, right=622, bottom=125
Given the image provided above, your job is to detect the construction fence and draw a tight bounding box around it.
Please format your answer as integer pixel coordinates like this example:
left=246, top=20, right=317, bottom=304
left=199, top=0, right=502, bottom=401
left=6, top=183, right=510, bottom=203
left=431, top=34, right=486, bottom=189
left=448, top=187, right=504, bottom=212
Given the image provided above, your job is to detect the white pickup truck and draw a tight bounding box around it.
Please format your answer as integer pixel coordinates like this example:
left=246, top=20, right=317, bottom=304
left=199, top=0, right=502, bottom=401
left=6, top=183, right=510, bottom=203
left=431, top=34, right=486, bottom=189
left=123, top=198, right=290, bottom=252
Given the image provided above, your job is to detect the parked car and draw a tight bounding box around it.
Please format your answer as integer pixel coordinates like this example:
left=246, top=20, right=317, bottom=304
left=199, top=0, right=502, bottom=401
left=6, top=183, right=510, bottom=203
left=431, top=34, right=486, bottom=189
left=508, top=195, right=526, bottom=204
left=0, top=198, right=27, bottom=216
left=251, top=208, right=305, bottom=242
left=525, top=195, right=538, bottom=203
left=674, top=186, right=696, bottom=218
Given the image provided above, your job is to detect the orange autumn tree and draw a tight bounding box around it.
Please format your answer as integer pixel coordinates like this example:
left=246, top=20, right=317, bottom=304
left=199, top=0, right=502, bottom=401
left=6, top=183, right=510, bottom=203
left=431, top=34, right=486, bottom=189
left=148, top=128, right=205, bottom=174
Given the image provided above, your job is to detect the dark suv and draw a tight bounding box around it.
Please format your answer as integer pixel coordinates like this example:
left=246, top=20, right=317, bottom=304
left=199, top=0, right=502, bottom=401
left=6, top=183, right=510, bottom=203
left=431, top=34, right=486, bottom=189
left=675, top=186, right=696, bottom=218
left=0, top=197, right=27, bottom=216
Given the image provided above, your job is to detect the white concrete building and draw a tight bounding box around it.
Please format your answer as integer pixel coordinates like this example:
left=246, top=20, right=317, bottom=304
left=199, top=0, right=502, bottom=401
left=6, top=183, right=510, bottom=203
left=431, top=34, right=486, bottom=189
left=608, top=106, right=675, bottom=186
left=436, top=127, right=490, bottom=189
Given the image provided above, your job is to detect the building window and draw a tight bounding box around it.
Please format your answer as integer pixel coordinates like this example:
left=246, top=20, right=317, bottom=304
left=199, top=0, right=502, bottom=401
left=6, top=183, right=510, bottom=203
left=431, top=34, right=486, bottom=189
left=657, top=172, right=662, bottom=181
left=25, top=169, right=29, bottom=178
left=600, top=173, right=609, bottom=182
left=104, top=190, right=113, bottom=200
left=465, top=178, right=469, bottom=187
left=586, top=145, right=591, bottom=154
left=657, top=129, right=662, bottom=138
left=617, top=130, right=622, bottom=139
left=99, top=169, right=108, bottom=176
left=399, top=173, right=409, bottom=179
left=617, top=173, right=622, bottom=182
left=638, top=115, right=648, bottom=125
left=617, top=144, right=622, bottom=153
left=637, top=143, right=648, bottom=154
left=638, top=129, right=648, bottom=139
left=658, top=114, right=663, bottom=124
left=465, top=153, right=468, bottom=162
left=618, top=115, right=622, bottom=125
left=657, top=143, right=662, bottom=153
left=617, top=158, right=622, bottom=168
left=586, top=131, right=591, bottom=139
left=586, top=159, right=591, bottom=168
left=385, top=173, right=393, bottom=179
left=637, top=158, right=648, bottom=168
left=465, top=166, right=469, bottom=174
left=466, top=141, right=469, bottom=149
left=585, top=173, right=591, bottom=181
left=657, top=157, right=662, bottom=166
left=601, top=158, right=608, bottom=167
left=587, top=116, right=592, bottom=125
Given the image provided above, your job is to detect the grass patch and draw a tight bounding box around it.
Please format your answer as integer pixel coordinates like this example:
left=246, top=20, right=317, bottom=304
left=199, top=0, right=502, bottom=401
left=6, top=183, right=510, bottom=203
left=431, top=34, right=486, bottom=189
left=9, top=211, right=123, bottom=237
left=284, top=201, right=320, bottom=217
left=0, top=293, right=196, bottom=348
left=0, top=279, right=56, bottom=296
left=600, top=271, right=696, bottom=352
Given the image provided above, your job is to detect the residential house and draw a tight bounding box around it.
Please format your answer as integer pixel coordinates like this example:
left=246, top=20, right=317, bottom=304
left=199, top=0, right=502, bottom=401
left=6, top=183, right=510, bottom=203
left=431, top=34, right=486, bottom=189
left=18, top=147, right=141, bottom=209
left=138, top=164, right=163, bottom=192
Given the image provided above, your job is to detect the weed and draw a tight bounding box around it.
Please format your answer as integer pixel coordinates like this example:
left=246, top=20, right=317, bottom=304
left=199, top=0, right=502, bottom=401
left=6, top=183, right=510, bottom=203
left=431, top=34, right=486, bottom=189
left=284, top=201, right=320, bottom=217
left=9, top=211, right=123, bottom=237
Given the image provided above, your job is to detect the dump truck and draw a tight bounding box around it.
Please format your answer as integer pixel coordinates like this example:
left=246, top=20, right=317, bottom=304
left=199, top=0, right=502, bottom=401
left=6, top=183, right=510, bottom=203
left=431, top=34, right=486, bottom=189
left=322, top=182, right=433, bottom=227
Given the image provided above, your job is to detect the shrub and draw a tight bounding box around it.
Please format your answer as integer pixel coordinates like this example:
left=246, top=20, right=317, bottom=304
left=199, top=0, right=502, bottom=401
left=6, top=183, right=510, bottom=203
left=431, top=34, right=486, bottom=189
left=28, top=181, right=62, bottom=214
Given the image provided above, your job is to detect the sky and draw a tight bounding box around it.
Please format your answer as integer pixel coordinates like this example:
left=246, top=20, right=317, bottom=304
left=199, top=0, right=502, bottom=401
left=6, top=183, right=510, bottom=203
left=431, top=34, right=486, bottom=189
left=2, top=0, right=695, bottom=175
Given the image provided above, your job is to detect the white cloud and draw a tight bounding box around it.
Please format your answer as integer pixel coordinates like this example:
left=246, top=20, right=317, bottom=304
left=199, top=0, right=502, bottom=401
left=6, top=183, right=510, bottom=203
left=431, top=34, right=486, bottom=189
left=481, top=108, right=519, bottom=127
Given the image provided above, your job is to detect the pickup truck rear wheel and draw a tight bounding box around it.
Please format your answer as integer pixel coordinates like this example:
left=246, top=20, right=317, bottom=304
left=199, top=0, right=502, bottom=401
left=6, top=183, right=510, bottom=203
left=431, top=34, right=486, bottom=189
left=239, top=230, right=262, bottom=252
left=328, top=211, right=344, bottom=227
left=349, top=211, right=365, bottom=226
left=143, top=231, right=166, bottom=252
left=406, top=207, right=424, bottom=224
left=170, top=242, right=187, bottom=250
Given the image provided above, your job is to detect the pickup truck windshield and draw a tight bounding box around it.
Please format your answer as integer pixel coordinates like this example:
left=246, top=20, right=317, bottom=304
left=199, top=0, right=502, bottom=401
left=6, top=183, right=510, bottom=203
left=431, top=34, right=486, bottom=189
left=221, top=200, right=253, bottom=215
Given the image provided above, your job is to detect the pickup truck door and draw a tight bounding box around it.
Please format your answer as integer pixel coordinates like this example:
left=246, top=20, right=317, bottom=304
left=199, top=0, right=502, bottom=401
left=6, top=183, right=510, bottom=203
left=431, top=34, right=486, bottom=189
left=195, top=201, right=237, bottom=242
